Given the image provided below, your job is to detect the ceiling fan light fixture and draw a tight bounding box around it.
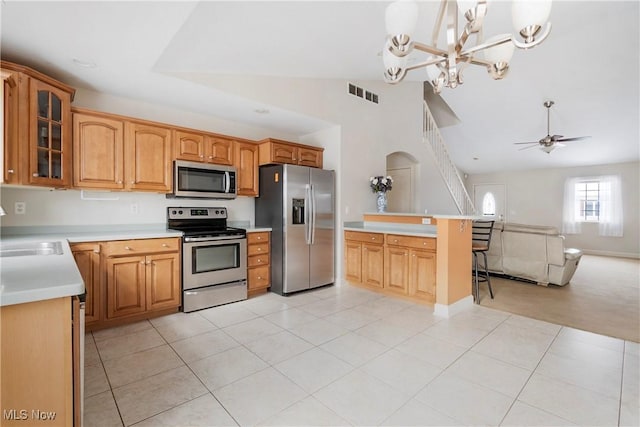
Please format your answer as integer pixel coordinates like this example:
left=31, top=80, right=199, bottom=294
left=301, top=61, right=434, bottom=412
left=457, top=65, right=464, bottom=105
left=540, top=144, right=555, bottom=154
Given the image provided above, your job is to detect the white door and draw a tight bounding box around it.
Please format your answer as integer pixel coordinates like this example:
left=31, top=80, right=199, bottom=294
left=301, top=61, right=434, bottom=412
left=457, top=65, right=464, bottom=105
left=386, top=167, right=413, bottom=213
left=473, top=184, right=506, bottom=222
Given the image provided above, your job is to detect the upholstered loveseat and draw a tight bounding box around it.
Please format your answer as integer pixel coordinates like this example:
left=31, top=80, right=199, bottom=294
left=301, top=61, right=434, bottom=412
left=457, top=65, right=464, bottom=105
left=484, top=222, right=583, bottom=286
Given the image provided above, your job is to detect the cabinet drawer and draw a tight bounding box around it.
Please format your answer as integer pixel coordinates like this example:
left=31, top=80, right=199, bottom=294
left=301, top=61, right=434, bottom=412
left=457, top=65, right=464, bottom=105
left=248, top=266, right=270, bottom=289
left=247, top=232, right=270, bottom=245
left=386, top=234, right=436, bottom=250
left=344, top=231, right=384, bottom=244
left=248, top=242, right=269, bottom=256
left=248, top=254, right=270, bottom=268
left=103, top=238, right=180, bottom=257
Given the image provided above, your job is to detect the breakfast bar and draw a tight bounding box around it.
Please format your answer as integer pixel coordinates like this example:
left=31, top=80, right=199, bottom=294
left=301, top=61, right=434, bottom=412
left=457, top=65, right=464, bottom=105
left=344, top=212, right=478, bottom=316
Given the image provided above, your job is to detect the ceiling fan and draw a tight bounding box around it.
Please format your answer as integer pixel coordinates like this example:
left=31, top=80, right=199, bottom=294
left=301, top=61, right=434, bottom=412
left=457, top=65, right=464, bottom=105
left=515, top=101, right=591, bottom=153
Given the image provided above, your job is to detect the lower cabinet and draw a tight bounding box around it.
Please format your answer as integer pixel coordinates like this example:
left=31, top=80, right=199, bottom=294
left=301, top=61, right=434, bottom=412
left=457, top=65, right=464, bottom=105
left=71, top=237, right=181, bottom=330
left=247, top=231, right=271, bottom=296
left=344, top=231, right=436, bottom=303
left=0, top=296, right=80, bottom=426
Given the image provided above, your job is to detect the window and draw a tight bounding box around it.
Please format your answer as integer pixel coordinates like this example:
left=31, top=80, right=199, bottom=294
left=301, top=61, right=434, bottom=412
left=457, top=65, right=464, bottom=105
left=575, top=181, right=600, bottom=222
left=562, top=175, right=623, bottom=237
left=482, top=192, right=496, bottom=216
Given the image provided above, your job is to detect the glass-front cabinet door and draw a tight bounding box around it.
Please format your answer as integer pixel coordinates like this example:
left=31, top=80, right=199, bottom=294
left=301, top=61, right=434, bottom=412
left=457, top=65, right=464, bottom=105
left=29, top=79, right=71, bottom=186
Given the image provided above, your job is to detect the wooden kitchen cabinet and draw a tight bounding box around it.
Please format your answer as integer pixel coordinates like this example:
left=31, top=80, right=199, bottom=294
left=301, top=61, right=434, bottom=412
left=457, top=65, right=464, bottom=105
left=125, top=122, right=172, bottom=192
left=344, top=231, right=436, bottom=303
left=70, top=237, right=180, bottom=330
left=258, top=138, right=323, bottom=168
left=1, top=60, right=75, bottom=188
left=174, top=131, right=234, bottom=166
left=103, top=237, right=180, bottom=319
left=70, top=242, right=101, bottom=325
left=73, top=112, right=125, bottom=189
left=344, top=231, right=384, bottom=289
left=72, top=108, right=173, bottom=192
left=234, top=140, right=259, bottom=196
left=247, top=231, right=271, bottom=296
left=386, top=234, right=437, bottom=302
left=1, top=296, right=80, bottom=426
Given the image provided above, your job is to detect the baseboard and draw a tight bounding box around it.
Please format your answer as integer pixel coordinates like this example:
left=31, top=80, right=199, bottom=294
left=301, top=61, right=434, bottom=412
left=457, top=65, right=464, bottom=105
left=581, top=249, right=640, bottom=259
left=434, top=295, right=474, bottom=318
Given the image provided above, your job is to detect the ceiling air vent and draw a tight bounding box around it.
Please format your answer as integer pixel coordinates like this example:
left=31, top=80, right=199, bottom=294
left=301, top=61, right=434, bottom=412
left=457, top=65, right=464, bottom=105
left=348, top=83, right=379, bottom=104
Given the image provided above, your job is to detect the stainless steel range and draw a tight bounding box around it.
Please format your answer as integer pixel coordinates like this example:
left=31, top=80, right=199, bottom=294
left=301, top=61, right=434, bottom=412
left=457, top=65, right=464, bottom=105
left=167, top=207, right=247, bottom=312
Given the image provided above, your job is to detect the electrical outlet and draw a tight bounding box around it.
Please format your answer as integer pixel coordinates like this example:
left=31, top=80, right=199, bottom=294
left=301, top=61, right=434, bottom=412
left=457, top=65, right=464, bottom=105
left=130, top=203, right=139, bottom=214
left=14, top=202, right=26, bottom=215
left=421, top=217, right=431, bottom=225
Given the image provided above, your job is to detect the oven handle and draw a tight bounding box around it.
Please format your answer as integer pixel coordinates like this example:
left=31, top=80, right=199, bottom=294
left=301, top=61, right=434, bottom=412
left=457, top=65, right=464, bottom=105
left=184, top=235, right=245, bottom=243
left=224, top=171, right=231, bottom=193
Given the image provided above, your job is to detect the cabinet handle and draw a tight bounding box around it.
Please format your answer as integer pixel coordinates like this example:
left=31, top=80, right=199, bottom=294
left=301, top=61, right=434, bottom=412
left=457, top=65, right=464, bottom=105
left=257, top=236, right=262, bottom=240
left=257, top=259, right=262, bottom=263
left=147, top=261, right=152, bottom=265
left=162, top=243, right=169, bottom=247
left=394, top=239, right=398, bottom=243
left=200, top=155, right=204, bottom=158
left=32, top=173, right=39, bottom=177
left=208, top=156, right=213, bottom=159
left=7, top=169, right=14, bottom=174
left=117, top=180, right=123, bottom=184
left=125, top=246, right=132, bottom=250
left=257, top=248, right=261, bottom=251
left=140, top=261, right=145, bottom=264
left=93, top=249, right=100, bottom=254
left=130, top=181, right=135, bottom=184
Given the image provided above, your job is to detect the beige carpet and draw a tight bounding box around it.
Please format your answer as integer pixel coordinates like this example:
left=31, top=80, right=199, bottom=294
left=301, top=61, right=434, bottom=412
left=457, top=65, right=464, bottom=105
left=477, top=254, right=640, bottom=343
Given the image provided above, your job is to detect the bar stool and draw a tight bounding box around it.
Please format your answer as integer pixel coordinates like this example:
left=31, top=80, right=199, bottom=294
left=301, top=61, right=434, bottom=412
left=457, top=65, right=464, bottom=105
left=472, top=220, right=495, bottom=303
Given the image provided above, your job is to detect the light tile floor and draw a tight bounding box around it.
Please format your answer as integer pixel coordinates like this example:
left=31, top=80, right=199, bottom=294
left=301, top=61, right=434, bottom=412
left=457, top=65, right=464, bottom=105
left=84, top=284, right=640, bottom=426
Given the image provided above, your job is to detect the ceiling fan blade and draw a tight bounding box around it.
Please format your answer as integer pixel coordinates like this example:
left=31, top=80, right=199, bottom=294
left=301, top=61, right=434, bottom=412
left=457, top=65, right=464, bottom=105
left=550, top=134, right=564, bottom=141
left=513, top=141, right=539, bottom=145
left=555, top=142, right=566, bottom=148
left=518, top=144, right=540, bottom=151
left=557, top=136, right=592, bottom=142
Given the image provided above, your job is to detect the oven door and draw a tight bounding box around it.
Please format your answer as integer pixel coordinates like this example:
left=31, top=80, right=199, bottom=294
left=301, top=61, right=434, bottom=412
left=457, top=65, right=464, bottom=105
left=183, top=237, right=247, bottom=290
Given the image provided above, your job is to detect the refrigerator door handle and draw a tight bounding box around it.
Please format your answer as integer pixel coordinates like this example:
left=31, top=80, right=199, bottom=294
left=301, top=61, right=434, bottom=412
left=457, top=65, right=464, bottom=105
left=310, top=184, right=316, bottom=244
left=304, top=184, right=312, bottom=244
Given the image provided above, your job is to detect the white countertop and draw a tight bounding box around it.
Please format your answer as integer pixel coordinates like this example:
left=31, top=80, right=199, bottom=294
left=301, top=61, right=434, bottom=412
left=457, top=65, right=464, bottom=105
left=246, top=227, right=272, bottom=233
left=0, top=236, right=84, bottom=307
left=344, top=222, right=437, bottom=238
left=0, top=225, right=183, bottom=307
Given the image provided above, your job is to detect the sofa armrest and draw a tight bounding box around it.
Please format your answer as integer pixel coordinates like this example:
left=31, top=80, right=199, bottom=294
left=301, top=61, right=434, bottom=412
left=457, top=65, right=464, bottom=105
left=547, top=235, right=567, bottom=266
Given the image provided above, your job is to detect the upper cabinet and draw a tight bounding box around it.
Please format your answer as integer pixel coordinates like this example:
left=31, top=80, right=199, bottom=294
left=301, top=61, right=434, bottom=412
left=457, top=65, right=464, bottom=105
left=259, top=138, right=323, bottom=169
left=73, top=111, right=125, bottom=189
left=174, top=131, right=234, bottom=166
left=125, top=122, right=172, bottom=192
left=234, top=140, right=259, bottom=197
left=73, top=108, right=172, bottom=193
left=2, top=60, right=75, bottom=187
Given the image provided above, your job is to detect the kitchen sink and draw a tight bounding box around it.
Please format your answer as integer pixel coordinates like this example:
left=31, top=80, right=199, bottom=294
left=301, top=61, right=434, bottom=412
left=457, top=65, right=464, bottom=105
left=0, top=241, right=64, bottom=257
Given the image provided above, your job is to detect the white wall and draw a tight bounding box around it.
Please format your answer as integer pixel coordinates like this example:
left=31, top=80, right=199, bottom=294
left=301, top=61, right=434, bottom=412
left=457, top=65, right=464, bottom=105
left=180, top=74, right=459, bottom=219
left=465, top=161, right=640, bottom=257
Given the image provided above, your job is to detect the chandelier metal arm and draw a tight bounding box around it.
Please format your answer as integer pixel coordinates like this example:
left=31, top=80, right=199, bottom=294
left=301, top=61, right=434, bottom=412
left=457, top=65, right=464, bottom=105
left=412, top=41, right=448, bottom=58
left=431, top=0, right=448, bottom=46
left=459, top=34, right=512, bottom=57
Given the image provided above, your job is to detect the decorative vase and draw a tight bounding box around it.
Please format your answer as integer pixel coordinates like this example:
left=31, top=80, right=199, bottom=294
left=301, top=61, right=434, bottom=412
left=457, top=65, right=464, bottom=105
left=376, top=191, right=387, bottom=213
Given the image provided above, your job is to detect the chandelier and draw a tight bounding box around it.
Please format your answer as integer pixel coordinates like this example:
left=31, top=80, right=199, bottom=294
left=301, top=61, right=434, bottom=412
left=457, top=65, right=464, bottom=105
left=383, top=0, right=552, bottom=93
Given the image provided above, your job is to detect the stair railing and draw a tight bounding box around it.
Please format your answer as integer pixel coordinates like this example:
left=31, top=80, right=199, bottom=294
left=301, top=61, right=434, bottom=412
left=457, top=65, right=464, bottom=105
left=423, top=100, right=476, bottom=215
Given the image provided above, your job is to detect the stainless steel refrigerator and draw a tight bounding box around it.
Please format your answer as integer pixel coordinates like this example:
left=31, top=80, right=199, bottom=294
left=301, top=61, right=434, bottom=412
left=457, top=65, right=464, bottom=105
left=255, top=164, right=335, bottom=296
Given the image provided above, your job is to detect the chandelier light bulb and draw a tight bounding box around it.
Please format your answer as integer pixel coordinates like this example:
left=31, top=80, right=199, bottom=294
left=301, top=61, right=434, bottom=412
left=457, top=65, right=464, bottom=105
left=425, top=63, right=442, bottom=82
left=512, top=0, right=552, bottom=41
left=483, top=34, right=515, bottom=64
left=385, top=0, right=419, bottom=42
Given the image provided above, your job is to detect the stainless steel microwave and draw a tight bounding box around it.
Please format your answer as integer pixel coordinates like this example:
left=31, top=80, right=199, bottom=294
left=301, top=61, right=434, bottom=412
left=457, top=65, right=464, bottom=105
left=169, top=160, right=237, bottom=199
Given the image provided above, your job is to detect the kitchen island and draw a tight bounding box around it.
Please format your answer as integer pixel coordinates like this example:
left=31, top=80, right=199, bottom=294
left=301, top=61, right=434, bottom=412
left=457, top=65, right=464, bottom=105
left=344, top=212, right=478, bottom=316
